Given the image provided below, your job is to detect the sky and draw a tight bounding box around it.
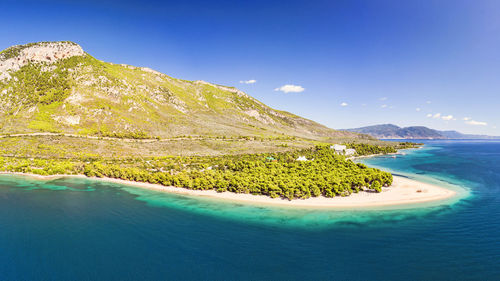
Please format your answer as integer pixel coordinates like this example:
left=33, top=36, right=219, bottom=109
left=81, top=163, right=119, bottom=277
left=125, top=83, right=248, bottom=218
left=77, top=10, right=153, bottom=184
left=1, top=0, right=499, bottom=135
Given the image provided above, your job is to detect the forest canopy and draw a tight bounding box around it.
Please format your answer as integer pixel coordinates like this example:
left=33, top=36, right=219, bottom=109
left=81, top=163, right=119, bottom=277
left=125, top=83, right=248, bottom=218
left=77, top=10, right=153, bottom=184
left=0, top=142, right=420, bottom=200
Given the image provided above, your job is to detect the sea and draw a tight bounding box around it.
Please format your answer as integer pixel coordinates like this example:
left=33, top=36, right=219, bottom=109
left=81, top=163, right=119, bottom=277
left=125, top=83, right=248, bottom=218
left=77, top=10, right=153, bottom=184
left=0, top=140, right=499, bottom=280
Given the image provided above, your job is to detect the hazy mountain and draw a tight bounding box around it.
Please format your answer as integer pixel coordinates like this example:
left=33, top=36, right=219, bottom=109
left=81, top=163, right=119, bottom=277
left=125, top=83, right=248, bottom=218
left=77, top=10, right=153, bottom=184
left=344, top=124, right=444, bottom=139
left=438, top=130, right=500, bottom=139
left=345, top=124, right=499, bottom=139
left=0, top=41, right=367, bottom=141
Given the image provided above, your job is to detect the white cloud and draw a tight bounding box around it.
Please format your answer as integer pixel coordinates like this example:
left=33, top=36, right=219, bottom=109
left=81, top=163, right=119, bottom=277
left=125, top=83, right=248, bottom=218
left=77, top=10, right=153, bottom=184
left=416, top=108, right=421, bottom=112
left=274, top=84, right=305, bottom=93
left=381, top=104, right=388, bottom=108
left=380, top=97, right=388, bottom=101
left=340, top=102, right=348, bottom=107
left=428, top=113, right=456, bottom=121
left=466, top=120, right=488, bottom=126
left=462, top=117, right=487, bottom=126
left=426, top=101, right=432, bottom=104
left=240, top=79, right=256, bottom=84
left=362, top=103, right=367, bottom=106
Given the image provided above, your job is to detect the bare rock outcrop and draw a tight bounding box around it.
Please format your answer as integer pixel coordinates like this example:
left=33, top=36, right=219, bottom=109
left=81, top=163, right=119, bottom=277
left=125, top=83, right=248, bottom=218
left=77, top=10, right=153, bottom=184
left=0, top=41, right=84, bottom=80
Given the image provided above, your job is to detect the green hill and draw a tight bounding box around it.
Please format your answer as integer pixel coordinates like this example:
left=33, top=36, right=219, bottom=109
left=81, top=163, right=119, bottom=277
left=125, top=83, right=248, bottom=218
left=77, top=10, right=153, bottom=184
left=0, top=41, right=365, bottom=142
left=0, top=42, right=414, bottom=200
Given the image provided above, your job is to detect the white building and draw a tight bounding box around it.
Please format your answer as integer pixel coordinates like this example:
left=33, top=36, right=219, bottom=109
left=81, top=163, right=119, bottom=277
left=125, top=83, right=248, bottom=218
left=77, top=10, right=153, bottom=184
left=344, top=148, right=357, bottom=156
left=296, top=156, right=308, bottom=161
left=331, top=144, right=346, bottom=151
left=331, top=144, right=347, bottom=154
left=330, top=144, right=356, bottom=156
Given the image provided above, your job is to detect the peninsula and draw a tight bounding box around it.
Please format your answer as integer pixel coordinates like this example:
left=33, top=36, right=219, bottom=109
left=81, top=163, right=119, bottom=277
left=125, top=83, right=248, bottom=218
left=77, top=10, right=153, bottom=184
left=0, top=41, right=456, bottom=206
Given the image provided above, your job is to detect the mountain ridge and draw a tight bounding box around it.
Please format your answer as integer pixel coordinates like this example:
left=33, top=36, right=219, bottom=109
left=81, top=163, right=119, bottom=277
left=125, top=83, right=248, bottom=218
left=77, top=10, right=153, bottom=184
left=0, top=41, right=368, bottom=141
left=345, top=124, right=500, bottom=140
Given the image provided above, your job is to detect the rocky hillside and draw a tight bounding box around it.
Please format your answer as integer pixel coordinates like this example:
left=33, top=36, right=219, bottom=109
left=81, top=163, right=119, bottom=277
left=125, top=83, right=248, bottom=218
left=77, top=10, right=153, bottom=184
left=0, top=41, right=365, bottom=141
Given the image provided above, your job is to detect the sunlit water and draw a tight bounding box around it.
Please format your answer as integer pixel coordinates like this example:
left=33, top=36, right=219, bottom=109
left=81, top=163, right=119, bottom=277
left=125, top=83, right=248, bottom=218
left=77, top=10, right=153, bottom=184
left=0, top=140, right=498, bottom=280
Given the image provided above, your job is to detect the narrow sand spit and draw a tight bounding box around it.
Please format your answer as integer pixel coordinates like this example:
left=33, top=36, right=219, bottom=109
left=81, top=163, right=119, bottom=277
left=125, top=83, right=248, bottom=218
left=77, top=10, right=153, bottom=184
left=0, top=173, right=456, bottom=208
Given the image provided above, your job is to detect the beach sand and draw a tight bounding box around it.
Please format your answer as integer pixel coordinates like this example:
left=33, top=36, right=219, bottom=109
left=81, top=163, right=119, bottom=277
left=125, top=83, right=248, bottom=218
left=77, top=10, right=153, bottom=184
left=107, top=175, right=456, bottom=208
left=0, top=173, right=456, bottom=208
left=0, top=172, right=456, bottom=208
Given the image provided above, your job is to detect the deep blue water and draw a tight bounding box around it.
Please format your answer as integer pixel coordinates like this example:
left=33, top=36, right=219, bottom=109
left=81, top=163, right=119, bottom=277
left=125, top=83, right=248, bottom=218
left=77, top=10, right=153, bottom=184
left=0, top=140, right=499, bottom=280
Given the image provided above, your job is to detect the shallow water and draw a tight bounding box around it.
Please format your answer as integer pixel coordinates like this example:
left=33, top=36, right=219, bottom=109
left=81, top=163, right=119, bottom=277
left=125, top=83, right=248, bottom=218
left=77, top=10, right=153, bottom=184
left=0, top=140, right=499, bottom=280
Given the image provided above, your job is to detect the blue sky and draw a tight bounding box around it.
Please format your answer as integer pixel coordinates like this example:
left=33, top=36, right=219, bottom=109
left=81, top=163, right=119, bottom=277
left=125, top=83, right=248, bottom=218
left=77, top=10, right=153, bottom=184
left=1, top=0, right=499, bottom=135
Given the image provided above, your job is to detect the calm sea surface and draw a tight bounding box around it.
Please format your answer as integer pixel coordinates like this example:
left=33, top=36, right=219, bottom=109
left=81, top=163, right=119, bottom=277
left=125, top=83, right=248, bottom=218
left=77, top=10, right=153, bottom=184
left=0, top=140, right=499, bottom=280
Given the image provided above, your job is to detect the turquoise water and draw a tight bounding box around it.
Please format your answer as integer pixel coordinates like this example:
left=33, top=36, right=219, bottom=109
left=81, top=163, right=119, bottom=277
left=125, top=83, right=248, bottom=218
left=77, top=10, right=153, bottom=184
left=0, top=140, right=499, bottom=280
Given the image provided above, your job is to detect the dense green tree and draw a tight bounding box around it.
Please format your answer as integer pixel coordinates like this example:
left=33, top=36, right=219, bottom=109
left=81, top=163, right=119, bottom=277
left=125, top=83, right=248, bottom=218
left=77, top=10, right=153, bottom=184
left=0, top=143, right=411, bottom=200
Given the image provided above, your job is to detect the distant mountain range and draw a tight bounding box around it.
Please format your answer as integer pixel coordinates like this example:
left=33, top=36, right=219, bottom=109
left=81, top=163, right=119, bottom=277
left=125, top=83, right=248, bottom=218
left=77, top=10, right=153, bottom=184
left=344, top=124, right=500, bottom=140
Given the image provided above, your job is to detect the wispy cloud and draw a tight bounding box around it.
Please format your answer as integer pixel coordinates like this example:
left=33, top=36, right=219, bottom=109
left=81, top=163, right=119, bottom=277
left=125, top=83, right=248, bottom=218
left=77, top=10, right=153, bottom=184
left=340, top=102, right=348, bottom=107
left=426, top=101, right=432, bottom=104
left=427, top=113, right=455, bottom=121
left=465, top=120, right=488, bottom=126
left=274, top=84, right=305, bottom=93
left=462, top=117, right=487, bottom=126
left=416, top=108, right=421, bottom=112
left=379, top=97, right=388, bottom=101
left=240, top=79, right=256, bottom=84
left=381, top=104, right=388, bottom=108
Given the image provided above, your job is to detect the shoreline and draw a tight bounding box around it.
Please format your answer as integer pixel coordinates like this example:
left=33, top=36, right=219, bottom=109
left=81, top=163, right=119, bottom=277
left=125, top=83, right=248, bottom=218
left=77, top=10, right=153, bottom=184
left=0, top=172, right=457, bottom=208
left=349, top=147, right=422, bottom=161
left=348, top=152, right=398, bottom=161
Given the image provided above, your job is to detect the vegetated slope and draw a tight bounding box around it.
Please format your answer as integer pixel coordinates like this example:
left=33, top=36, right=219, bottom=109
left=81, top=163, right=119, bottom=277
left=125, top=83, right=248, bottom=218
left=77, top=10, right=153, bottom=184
left=0, top=41, right=366, bottom=141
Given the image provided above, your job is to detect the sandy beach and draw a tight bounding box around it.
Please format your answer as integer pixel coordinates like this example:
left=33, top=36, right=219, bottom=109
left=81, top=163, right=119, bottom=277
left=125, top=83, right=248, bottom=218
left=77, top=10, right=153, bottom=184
left=0, top=172, right=456, bottom=208
left=105, top=175, right=456, bottom=208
